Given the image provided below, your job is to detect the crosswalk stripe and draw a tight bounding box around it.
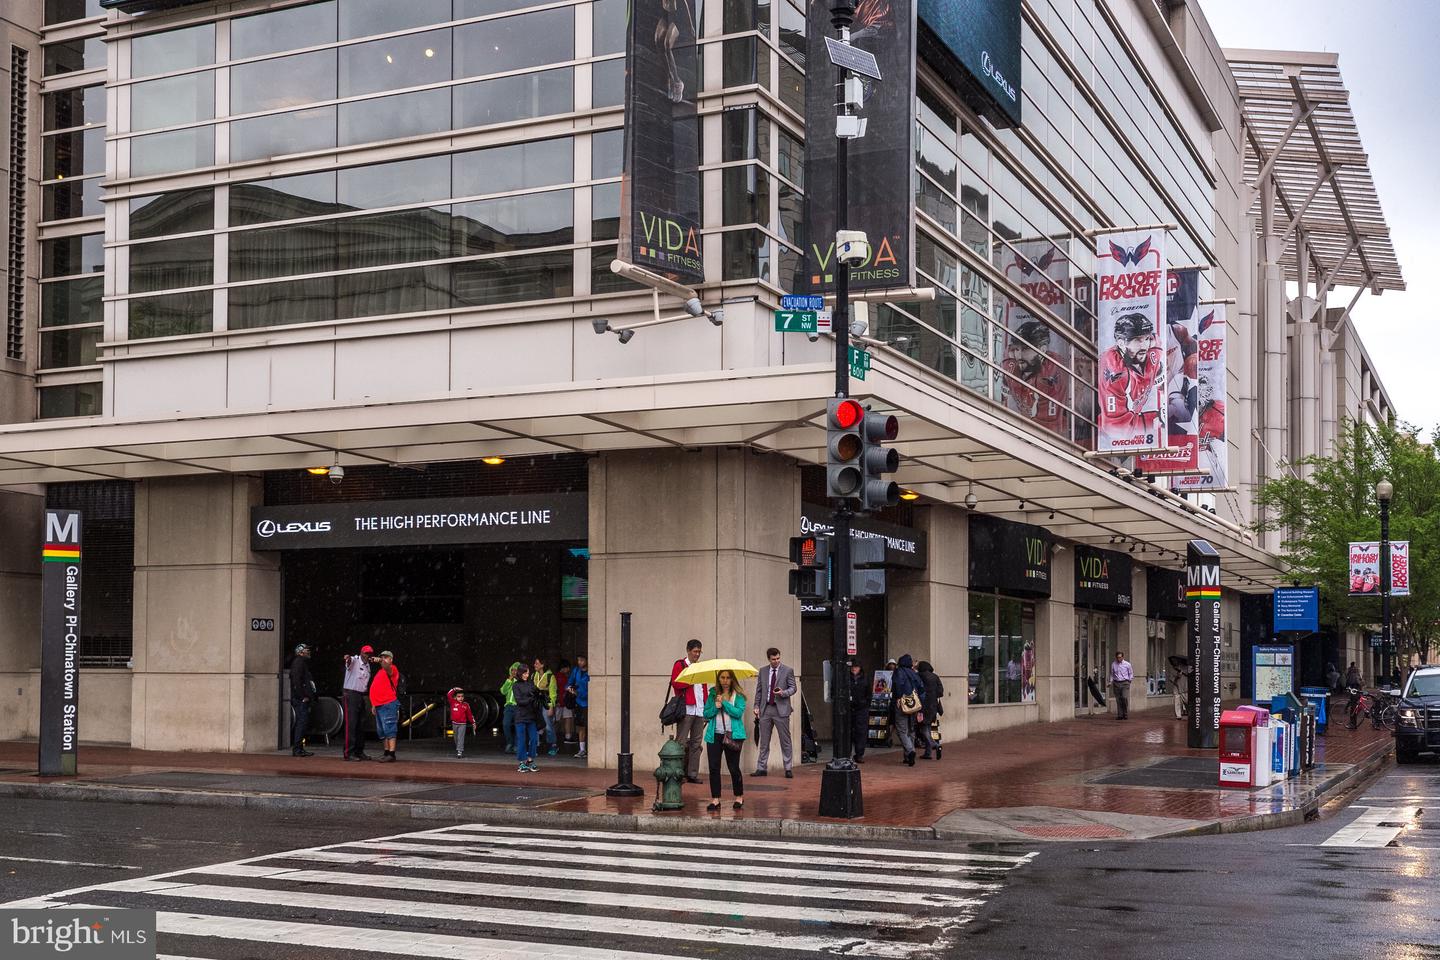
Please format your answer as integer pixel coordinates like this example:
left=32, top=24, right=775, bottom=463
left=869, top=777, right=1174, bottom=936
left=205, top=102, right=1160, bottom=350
left=394, top=829, right=1015, bottom=874
left=186, top=863, right=947, bottom=926
left=355, top=838, right=1004, bottom=890
left=294, top=849, right=993, bottom=908
left=1321, top=805, right=1421, bottom=847
left=430, top=823, right=1030, bottom=864
left=99, top=881, right=944, bottom=958
left=53, top=905, right=683, bottom=960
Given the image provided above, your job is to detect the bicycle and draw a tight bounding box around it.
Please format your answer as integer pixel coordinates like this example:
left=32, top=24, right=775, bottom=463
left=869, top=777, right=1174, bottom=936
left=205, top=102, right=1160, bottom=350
left=1346, top=687, right=1372, bottom=730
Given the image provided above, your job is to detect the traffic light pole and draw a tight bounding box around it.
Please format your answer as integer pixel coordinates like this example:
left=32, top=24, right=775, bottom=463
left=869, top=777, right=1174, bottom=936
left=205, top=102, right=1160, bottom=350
left=819, top=0, right=863, bottom=820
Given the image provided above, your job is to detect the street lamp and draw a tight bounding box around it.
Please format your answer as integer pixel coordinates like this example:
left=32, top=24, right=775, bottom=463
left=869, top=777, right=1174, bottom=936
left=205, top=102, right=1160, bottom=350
left=1376, top=479, right=1394, bottom=687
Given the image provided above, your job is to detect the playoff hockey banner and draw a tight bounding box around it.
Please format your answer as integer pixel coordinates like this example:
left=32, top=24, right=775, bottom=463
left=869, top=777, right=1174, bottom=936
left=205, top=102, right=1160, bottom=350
left=1094, top=229, right=1167, bottom=453
left=1135, top=268, right=1202, bottom=474
left=1349, top=541, right=1411, bottom=597
left=1170, top=305, right=1228, bottom=492
left=1001, top=239, right=1072, bottom=438
left=619, top=0, right=704, bottom=284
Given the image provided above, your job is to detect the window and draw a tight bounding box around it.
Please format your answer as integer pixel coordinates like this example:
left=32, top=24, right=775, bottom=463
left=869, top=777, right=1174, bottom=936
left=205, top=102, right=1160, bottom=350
left=231, top=50, right=337, bottom=115
left=42, top=178, right=103, bottom=221
left=44, top=0, right=103, bottom=25
left=592, top=59, right=624, bottom=108
left=43, top=85, right=105, bottom=131
left=130, top=127, right=214, bottom=177
left=130, top=188, right=214, bottom=240
left=453, top=189, right=573, bottom=255
left=43, top=37, right=105, bottom=77
left=131, top=72, right=215, bottom=131
left=593, top=0, right=627, bottom=55
left=231, top=106, right=335, bottom=163
left=338, top=88, right=450, bottom=146
left=230, top=171, right=338, bottom=226
left=41, top=277, right=103, bottom=327
left=453, top=67, right=573, bottom=129
left=339, top=30, right=450, bottom=98
left=969, top=594, right=1036, bottom=705
left=39, top=382, right=102, bottom=418
left=589, top=131, right=622, bottom=180
left=129, top=235, right=214, bottom=294
left=231, top=1, right=338, bottom=60
left=42, top=127, right=104, bottom=180
left=43, top=235, right=104, bottom=278
left=338, top=155, right=450, bottom=208
left=40, top=326, right=100, bottom=367
left=340, top=0, right=451, bottom=41
left=454, top=137, right=574, bottom=196
left=131, top=23, right=215, bottom=78
left=453, top=8, right=573, bottom=79
left=128, top=290, right=213, bottom=339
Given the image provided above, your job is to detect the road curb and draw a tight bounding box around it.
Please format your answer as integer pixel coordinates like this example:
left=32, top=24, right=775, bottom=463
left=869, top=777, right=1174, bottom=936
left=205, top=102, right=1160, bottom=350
left=1152, top=738, right=1394, bottom=839
left=0, top=779, right=940, bottom=843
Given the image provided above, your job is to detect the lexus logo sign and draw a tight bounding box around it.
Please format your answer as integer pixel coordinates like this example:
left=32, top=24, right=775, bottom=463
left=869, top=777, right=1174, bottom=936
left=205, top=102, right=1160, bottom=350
left=256, top=519, right=332, bottom=538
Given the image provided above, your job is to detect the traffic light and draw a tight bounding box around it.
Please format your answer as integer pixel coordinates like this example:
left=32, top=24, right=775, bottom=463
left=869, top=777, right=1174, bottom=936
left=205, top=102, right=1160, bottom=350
left=826, top=398, right=866, bottom=499
left=859, top=405, right=900, bottom=512
left=788, top=535, right=829, bottom=600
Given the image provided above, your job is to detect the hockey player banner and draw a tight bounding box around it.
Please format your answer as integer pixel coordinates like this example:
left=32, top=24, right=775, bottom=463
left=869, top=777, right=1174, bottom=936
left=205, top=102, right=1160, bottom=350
left=1094, top=229, right=1167, bottom=453
left=1136, top=268, right=1202, bottom=474
left=798, top=0, right=916, bottom=294
left=1001, top=239, right=1072, bottom=439
left=619, top=0, right=703, bottom=284
left=1351, top=540, right=1411, bottom=597
left=1170, top=305, right=1228, bottom=491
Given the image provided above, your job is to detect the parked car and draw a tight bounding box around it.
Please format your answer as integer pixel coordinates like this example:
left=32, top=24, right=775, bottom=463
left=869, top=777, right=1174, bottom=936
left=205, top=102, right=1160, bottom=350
left=1392, top=665, right=1440, bottom=764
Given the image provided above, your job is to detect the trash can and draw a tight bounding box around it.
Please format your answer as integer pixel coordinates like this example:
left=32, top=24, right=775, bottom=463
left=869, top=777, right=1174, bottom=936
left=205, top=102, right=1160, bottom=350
left=1299, top=686, right=1330, bottom=735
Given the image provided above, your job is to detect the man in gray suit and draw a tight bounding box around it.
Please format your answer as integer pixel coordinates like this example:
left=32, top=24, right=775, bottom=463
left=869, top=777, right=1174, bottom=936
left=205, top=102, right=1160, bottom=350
left=752, top=647, right=797, bottom=778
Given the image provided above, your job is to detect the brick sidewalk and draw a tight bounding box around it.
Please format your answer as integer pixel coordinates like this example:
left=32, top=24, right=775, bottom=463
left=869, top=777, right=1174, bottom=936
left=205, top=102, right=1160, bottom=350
left=0, top=710, right=1391, bottom=838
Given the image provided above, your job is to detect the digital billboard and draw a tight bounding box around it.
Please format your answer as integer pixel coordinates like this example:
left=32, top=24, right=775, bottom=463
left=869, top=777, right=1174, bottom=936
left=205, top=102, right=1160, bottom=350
left=917, top=0, right=1023, bottom=128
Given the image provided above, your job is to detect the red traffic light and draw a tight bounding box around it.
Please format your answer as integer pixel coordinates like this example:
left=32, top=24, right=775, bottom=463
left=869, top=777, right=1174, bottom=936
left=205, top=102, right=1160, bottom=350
left=831, top=399, right=864, bottom=430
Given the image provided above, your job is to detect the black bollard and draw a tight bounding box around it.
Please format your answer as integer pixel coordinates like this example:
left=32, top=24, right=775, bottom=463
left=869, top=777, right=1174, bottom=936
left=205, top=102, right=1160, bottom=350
left=607, top=611, right=644, bottom=797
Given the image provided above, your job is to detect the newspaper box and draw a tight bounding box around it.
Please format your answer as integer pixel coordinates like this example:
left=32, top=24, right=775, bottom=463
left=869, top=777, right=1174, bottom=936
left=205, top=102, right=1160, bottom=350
left=1220, top=709, right=1263, bottom=788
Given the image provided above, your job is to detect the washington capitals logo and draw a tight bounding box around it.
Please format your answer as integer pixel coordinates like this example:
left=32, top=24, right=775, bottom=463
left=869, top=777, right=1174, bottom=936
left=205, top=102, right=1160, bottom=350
left=1014, top=246, right=1058, bottom=276
left=1198, top=309, right=1217, bottom=334
left=1108, top=237, right=1154, bottom=267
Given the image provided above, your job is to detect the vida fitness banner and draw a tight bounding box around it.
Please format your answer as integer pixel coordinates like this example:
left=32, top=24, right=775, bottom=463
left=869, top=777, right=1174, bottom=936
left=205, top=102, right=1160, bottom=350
left=619, top=0, right=703, bottom=284
left=1170, top=304, right=1229, bottom=492
left=1349, top=540, right=1411, bottom=597
left=1094, top=229, right=1167, bottom=453
left=798, top=0, right=916, bottom=294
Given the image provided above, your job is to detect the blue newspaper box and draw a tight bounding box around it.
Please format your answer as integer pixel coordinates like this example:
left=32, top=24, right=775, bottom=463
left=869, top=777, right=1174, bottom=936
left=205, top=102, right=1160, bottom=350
left=1299, top=686, right=1330, bottom=734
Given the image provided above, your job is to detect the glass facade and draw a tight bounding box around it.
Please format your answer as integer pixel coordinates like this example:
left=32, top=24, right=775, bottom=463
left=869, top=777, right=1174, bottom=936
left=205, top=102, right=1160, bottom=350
left=969, top=594, right=1037, bottom=706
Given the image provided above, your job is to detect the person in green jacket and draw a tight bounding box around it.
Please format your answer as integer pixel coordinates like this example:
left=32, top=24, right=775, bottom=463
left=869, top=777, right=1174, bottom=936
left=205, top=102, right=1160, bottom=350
left=533, top=656, right=559, bottom=756
left=703, top=669, right=748, bottom=811
left=500, top=661, right=521, bottom=754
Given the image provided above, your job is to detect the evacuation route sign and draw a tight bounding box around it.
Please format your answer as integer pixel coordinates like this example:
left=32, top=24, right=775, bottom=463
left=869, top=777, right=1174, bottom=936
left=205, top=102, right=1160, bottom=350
left=39, top=509, right=82, bottom=776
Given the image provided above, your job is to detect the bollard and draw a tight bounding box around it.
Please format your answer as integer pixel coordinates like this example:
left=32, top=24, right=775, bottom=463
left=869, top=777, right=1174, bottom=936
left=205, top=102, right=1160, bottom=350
left=652, top=738, right=687, bottom=811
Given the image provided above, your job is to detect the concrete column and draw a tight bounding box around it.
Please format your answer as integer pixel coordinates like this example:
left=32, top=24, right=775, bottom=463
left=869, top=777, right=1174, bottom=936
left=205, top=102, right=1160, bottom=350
left=887, top=505, right=969, bottom=741
left=0, top=490, right=44, bottom=738
left=1035, top=546, right=1075, bottom=723
left=130, top=475, right=280, bottom=751
left=1124, top=565, right=1150, bottom=712
left=1259, top=177, right=1288, bottom=552
left=587, top=448, right=799, bottom=770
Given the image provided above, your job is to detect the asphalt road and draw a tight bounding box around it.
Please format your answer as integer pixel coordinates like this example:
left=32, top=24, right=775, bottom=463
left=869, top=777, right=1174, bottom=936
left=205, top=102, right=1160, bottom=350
left=956, top=755, right=1440, bottom=959
left=6, top=763, right=1438, bottom=960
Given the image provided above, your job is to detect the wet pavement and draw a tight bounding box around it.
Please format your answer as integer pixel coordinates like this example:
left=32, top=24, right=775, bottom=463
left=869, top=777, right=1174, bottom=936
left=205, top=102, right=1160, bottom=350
left=0, top=710, right=1392, bottom=838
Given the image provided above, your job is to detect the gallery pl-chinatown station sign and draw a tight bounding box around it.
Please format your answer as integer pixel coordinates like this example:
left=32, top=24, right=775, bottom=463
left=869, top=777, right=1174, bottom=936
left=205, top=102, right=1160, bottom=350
left=250, top=494, right=587, bottom=551
left=39, top=510, right=82, bottom=776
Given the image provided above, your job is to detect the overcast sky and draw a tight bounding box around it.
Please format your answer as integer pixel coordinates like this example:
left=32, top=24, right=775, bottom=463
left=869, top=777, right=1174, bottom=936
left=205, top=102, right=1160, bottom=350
left=1201, top=0, right=1436, bottom=432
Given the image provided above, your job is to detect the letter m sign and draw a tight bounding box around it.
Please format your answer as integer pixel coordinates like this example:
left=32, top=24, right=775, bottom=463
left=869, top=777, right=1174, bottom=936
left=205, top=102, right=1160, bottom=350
left=1186, top=565, right=1220, bottom=588
left=46, top=511, right=79, bottom=545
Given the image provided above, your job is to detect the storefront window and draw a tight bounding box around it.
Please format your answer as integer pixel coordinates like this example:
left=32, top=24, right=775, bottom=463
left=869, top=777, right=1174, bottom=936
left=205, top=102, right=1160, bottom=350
left=970, top=593, right=1037, bottom=705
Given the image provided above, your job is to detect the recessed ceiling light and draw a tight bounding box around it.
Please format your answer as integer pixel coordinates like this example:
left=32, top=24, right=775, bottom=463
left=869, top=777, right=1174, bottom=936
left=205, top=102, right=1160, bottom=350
left=481, top=456, right=505, bottom=466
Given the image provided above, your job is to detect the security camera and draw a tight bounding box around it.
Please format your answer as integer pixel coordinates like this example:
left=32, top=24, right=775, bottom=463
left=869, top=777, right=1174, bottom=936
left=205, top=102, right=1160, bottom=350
left=835, top=230, right=871, bottom=266
left=617, top=328, right=635, bottom=344
left=684, top=297, right=705, bottom=317
left=591, top=317, right=610, bottom=335
left=329, top=465, right=345, bottom=485
left=708, top=307, right=724, bottom=327
left=964, top=492, right=978, bottom=510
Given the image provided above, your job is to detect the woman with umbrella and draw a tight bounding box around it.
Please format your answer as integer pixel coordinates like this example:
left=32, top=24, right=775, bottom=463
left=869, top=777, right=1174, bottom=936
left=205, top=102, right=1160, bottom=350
left=675, top=657, right=756, bottom=811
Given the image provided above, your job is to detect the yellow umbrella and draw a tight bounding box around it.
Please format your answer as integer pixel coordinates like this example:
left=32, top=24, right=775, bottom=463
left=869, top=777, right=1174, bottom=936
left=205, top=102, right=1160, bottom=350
left=675, top=657, right=759, bottom=686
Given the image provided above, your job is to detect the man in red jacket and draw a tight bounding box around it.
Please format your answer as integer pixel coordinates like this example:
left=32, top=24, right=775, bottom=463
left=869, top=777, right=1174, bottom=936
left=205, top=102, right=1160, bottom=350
left=369, top=651, right=402, bottom=763
left=670, top=639, right=708, bottom=783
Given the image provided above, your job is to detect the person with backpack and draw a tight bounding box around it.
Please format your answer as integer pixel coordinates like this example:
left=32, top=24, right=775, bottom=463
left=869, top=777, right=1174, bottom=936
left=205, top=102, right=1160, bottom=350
left=511, top=664, right=544, bottom=773
left=669, top=639, right=708, bottom=784
left=288, top=643, right=316, bottom=757
left=916, top=660, right=944, bottom=760
left=446, top=687, right=477, bottom=759
left=368, top=651, right=403, bottom=763
left=567, top=654, right=590, bottom=759
left=890, top=654, right=924, bottom=766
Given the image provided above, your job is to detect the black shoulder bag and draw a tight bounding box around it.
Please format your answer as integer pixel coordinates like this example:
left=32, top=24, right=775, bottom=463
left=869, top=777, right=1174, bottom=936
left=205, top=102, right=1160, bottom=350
left=659, top=665, right=687, bottom=726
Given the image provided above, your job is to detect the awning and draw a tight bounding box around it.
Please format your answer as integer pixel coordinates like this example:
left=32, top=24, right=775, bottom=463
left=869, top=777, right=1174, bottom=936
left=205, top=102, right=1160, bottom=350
left=0, top=358, right=1287, bottom=590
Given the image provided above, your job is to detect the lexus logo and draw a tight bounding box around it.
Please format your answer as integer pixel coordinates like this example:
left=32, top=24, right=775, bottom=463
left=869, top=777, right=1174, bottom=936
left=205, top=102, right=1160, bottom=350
left=256, top=519, right=332, bottom=538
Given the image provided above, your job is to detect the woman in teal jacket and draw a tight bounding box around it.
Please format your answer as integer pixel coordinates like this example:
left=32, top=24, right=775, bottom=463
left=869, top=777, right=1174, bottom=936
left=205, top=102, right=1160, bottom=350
left=703, top=669, right=747, bottom=810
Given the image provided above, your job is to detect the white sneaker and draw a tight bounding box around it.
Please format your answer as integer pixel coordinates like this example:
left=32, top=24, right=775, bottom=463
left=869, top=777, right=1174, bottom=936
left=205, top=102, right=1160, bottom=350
left=575, top=749, right=587, bottom=758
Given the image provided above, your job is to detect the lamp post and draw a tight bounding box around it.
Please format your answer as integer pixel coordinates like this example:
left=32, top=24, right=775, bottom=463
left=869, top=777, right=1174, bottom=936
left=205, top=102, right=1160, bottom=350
left=1376, top=479, right=1393, bottom=686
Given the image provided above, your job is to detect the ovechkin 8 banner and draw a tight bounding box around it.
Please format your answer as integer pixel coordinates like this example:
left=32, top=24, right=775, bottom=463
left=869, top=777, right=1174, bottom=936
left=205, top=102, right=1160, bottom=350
left=1094, top=229, right=1167, bottom=453
left=1170, top=304, right=1229, bottom=492
left=1136, top=267, right=1202, bottom=475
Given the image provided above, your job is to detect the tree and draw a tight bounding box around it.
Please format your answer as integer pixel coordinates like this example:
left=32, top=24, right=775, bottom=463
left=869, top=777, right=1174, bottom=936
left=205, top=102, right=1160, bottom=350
left=1254, top=418, right=1440, bottom=665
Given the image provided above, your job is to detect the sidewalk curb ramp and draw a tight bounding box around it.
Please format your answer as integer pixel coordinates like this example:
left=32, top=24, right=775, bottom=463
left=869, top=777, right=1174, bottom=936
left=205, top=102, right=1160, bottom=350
left=1152, top=736, right=1394, bottom=839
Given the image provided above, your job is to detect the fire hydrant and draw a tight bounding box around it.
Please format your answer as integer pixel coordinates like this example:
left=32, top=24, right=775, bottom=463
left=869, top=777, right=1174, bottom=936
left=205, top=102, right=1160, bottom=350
left=653, top=737, right=687, bottom=811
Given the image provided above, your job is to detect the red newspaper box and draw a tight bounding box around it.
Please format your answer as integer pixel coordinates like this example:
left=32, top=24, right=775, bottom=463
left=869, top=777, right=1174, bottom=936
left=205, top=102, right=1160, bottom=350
left=1219, top=709, right=1261, bottom=788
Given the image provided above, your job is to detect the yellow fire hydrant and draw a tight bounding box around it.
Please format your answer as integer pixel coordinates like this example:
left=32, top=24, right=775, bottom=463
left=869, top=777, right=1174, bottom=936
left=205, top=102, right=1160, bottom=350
left=653, top=737, right=687, bottom=811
